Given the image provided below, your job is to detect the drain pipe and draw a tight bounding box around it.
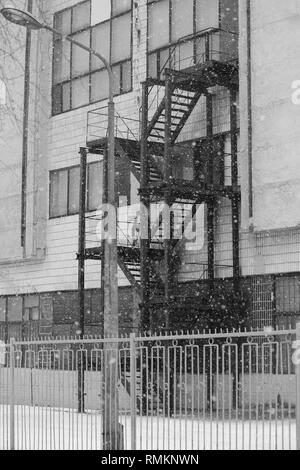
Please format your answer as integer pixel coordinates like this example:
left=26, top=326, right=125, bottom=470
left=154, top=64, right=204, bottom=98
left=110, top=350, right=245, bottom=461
left=21, top=0, right=33, bottom=251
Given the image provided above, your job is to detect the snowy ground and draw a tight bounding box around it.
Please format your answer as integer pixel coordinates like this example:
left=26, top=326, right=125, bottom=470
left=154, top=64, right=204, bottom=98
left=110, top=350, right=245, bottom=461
left=0, top=405, right=296, bottom=450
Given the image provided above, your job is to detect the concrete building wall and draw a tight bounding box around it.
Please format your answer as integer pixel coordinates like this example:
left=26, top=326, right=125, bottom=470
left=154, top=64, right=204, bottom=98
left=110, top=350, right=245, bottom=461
left=0, top=0, right=149, bottom=296
left=1, top=0, right=300, bottom=330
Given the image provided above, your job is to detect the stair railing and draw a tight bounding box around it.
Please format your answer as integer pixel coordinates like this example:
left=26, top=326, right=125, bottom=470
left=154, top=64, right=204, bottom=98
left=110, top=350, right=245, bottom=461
left=145, top=27, right=221, bottom=124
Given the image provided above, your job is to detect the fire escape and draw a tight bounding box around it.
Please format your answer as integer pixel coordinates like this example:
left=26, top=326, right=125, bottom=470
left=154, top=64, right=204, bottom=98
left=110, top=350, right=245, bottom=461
left=80, top=27, right=240, bottom=332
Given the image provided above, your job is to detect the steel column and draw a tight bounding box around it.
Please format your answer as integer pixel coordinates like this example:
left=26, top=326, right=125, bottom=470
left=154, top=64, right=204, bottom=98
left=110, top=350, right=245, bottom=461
left=164, top=72, right=174, bottom=329
left=206, top=93, right=215, bottom=285
left=77, top=147, right=87, bottom=414
left=230, top=88, right=240, bottom=289
left=130, top=333, right=137, bottom=450
left=296, top=323, right=300, bottom=450
left=9, top=338, right=15, bottom=450
left=140, top=81, right=151, bottom=329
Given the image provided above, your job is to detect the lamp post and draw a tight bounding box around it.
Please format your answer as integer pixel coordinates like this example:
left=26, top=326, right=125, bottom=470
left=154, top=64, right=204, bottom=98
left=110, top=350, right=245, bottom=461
left=1, top=6, right=120, bottom=449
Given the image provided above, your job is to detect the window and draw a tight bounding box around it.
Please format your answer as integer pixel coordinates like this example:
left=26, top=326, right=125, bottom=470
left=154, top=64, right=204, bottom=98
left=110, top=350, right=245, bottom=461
left=88, top=161, right=103, bottom=211
left=52, top=0, right=133, bottom=115
left=196, top=0, right=219, bottom=32
left=24, top=296, right=40, bottom=322
left=50, top=167, right=79, bottom=218
left=276, top=277, right=300, bottom=314
left=68, top=167, right=81, bottom=215
left=7, top=297, right=22, bottom=323
left=49, top=162, right=103, bottom=218
left=171, top=0, right=194, bottom=42
left=92, top=0, right=111, bottom=25
left=49, top=169, right=68, bottom=217
left=112, top=0, right=132, bottom=15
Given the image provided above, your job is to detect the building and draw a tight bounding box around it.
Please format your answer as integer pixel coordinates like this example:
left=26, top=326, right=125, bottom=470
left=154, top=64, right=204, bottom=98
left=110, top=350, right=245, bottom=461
left=0, top=0, right=300, bottom=339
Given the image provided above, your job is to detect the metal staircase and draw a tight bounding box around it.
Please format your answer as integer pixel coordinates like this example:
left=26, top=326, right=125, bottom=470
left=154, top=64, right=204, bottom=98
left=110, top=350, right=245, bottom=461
left=148, top=88, right=204, bottom=144
left=115, top=139, right=163, bottom=185
left=83, top=26, right=240, bottom=332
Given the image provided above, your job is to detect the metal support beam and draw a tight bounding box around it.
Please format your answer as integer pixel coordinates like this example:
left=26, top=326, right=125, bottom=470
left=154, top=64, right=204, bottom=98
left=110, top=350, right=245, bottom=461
left=207, top=198, right=215, bottom=284
left=77, top=147, right=87, bottom=413
left=140, top=82, right=151, bottom=329
left=164, top=72, right=174, bottom=329
left=206, top=93, right=215, bottom=287
left=230, top=89, right=240, bottom=289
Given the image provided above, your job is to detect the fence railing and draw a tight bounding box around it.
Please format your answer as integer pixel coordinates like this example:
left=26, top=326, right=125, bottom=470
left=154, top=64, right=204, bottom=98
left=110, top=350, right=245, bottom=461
left=0, top=326, right=300, bottom=450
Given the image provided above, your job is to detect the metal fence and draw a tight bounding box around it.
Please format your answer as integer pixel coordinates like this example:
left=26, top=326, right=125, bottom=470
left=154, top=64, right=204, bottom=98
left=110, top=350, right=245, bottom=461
left=0, top=326, right=300, bottom=451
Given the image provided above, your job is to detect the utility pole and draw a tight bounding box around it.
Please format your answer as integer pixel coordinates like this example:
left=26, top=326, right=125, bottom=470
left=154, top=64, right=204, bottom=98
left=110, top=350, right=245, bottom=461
left=0, top=5, right=121, bottom=450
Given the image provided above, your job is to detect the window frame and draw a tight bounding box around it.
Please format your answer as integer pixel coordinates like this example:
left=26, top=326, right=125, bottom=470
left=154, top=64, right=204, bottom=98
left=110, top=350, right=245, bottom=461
left=49, top=161, right=104, bottom=220
left=52, top=0, right=133, bottom=116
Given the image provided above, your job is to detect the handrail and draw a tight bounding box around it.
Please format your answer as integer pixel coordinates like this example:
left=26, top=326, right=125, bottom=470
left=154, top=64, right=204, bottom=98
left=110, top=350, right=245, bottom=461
left=88, top=27, right=238, bottom=143
left=145, top=27, right=238, bottom=127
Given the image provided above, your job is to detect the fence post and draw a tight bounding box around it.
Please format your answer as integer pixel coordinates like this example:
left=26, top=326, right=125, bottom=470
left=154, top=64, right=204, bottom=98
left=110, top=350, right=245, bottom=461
left=9, top=338, right=15, bottom=451
left=130, top=333, right=137, bottom=450
left=296, top=324, right=300, bottom=451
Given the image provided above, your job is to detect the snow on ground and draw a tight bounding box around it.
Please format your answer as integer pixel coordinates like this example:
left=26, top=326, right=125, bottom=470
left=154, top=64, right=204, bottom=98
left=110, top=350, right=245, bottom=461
left=0, top=405, right=296, bottom=450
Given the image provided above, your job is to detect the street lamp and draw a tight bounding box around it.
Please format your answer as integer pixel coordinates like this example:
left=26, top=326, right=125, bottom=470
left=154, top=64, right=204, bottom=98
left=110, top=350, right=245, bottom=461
left=1, top=6, right=120, bottom=449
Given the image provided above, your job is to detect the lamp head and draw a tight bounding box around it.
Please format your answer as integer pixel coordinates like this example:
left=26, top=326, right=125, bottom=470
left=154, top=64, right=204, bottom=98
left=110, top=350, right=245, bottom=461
left=1, top=7, right=44, bottom=30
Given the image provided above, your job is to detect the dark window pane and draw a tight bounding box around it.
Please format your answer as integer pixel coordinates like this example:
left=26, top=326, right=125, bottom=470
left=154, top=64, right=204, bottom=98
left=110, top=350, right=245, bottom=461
left=54, top=9, right=72, bottom=35
left=276, top=277, right=300, bottom=313
left=8, top=324, right=22, bottom=339
left=72, top=0, right=91, bottom=32
left=52, top=84, right=62, bottom=115
left=90, top=290, right=102, bottom=324
left=7, top=297, right=22, bottom=322
left=72, top=75, right=90, bottom=108
left=0, top=298, right=5, bottom=322
left=88, top=161, right=103, bottom=211
left=121, top=60, right=132, bottom=92
left=111, top=12, right=131, bottom=63
left=24, top=296, right=39, bottom=309
left=91, top=0, right=111, bottom=25
left=171, top=0, right=193, bottom=42
left=71, top=30, right=90, bottom=77
left=220, top=0, right=238, bottom=32
left=112, top=0, right=132, bottom=15
left=50, top=169, right=68, bottom=217
left=62, top=82, right=71, bottom=112
left=148, top=0, right=169, bottom=52
left=91, top=70, right=109, bottom=102
left=40, top=295, right=53, bottom=322
left=91, top=22, right=110, bottom=71
left=53, top=292, right=79, bottom=324
left=68, top=166, right=80, bottom=214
